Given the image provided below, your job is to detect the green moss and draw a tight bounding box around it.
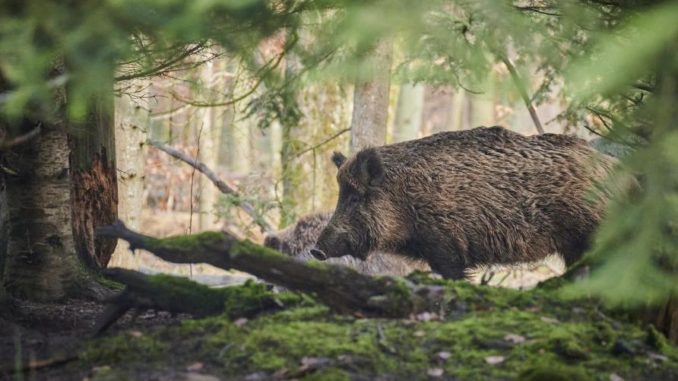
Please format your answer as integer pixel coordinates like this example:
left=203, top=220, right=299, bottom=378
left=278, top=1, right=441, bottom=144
left=81, top=333, right=167, bottom=364
left=150, top=231, right=226, bottom=251
left=518, top=364, right=592, bottom=381
left=231, top=240, right=288, bottom=259
left=76, top=274, right=678, bottom=380
left=646, top=324, right=670, bottom=353
left=301, top=367, right=351, bottom=381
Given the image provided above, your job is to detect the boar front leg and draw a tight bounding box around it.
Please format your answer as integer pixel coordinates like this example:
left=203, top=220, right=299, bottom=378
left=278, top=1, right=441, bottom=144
left=427, top=252, right=467, bottom=280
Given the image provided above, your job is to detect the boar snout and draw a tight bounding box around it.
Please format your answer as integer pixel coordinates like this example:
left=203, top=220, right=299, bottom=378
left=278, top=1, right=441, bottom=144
left=315, top=227, right=357, bottom=259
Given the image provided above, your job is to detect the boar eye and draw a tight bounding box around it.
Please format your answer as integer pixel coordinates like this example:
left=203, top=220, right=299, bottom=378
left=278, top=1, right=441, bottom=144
left=346, top=194, right=361, bottom=204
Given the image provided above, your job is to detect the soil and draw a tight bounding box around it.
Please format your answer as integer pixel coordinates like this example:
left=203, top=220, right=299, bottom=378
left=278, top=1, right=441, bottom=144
left=0, top=298, right=190, bottom=381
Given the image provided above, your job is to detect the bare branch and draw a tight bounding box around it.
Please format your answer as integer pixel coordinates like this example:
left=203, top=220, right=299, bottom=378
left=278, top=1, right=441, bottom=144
left=0, top=124, right=42, bottom=151
left=169, top=49, right=286, bottom=108
left=115, top=43, right=209, bottom=82
left=147, top=139, right=274, bottom=234
left=500, top=56, right=545, bottom=135
left=294, top=128, right=351, bottom=158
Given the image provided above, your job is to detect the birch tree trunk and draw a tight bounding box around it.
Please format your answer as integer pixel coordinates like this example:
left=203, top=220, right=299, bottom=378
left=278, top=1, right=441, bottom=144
left=110, top=82, right=150, bottom=268
left=198, top=59, right=220, bottom=231
left=350, top=41, right=392, bottom=153
left=392, top=83, right=424, bottom=143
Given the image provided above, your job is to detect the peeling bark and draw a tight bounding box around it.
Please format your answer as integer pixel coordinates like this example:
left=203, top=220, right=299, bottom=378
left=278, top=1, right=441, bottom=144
left=70, top=153, right=118, bottom=269
left=69, top=93, right=118, bottom=269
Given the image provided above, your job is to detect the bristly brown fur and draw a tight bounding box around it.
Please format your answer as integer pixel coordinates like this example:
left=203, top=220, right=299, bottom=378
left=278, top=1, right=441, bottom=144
left=316, top=126, right=618, bottom=279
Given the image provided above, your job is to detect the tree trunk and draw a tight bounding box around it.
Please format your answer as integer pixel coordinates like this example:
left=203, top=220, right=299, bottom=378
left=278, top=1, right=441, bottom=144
left=4, top=120, right=80, bottom=300
left=110, top=82, right=150, bottom=268
left=450, top=89, right=467, bottom=131
left=69, top=89, right=118, bottom=270
left=279, top=54, right=303, bottom=227
left=392, top=83, right=424, bottom=143
left=349, top=41, right=392, bottom=153
left=197, top=58, right=220, bottom=232
left=0, top=161, right=8, bottom=302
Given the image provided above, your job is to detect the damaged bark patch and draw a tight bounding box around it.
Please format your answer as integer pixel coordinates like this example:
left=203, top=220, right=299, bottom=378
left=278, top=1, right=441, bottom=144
left=71, top=152, right=118, bottom=269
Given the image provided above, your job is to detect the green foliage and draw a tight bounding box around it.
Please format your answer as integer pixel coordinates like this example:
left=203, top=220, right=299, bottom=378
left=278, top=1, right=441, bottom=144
left=561, top=2, right=678, bottom=305
left=2, top=0, right=677, bottom=306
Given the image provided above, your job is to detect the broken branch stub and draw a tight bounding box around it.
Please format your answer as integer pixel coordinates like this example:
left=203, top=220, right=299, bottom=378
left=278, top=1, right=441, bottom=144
left=96, top=220, right=443, bottom=318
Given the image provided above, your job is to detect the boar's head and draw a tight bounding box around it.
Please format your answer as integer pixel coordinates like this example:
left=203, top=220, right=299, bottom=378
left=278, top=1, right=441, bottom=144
left=312, top=148, right=407, bottom=261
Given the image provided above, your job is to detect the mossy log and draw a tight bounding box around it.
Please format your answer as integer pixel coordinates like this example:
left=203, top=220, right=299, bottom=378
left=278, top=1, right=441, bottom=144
left=96, top=220, right=444, bottom=319
left=93, top=268, right=291, bottom=334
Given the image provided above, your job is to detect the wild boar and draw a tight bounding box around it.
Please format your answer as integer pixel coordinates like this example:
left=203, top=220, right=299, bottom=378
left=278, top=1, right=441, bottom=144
left=264, top=212, right=428, bottom=276
left=311, top=126, right=617, bottom=279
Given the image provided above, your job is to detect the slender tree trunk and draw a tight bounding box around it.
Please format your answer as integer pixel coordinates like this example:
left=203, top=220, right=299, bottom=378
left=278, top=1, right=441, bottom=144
left=450, top=89, right=467, bottom=131
left=279, top=54, right=303, bottom=227
left=350, top=41, right=392, bottom=153
left=69, top=87, right=118, bottom=270
left=198, top=58, right=220, bottom=231
left=110, top=82, right=150, bottom=268
left=392, top=83, right=424, bottom=142
left=0, top=159, right=8, bottom=302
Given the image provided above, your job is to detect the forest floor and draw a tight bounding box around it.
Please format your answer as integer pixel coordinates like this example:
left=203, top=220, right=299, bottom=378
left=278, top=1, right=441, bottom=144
left=1, top=274, right=677, bottom=381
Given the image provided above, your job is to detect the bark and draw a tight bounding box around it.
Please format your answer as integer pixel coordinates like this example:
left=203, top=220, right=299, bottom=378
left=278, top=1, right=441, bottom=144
left=280, top=121, right=302, bottom=227
left=97, top=221, right=445, bottom=318
left=279, top=54, right=303, bottom=227
left=649, top=297, right=678, bottom=344
left=110, top=83, right=150, bottom=268
left=4, top=121, right=80, bottom=300
left=393, top=83, right=424, bottom=142
left=350, top=41, right=392, bottom=153
left=197, top=58, right=220, bottom=231
left=450, top=89, right=467, bottom=131
left=69, top=90, right=118, bottom=269
left=0, top=166, right=7, bottom=302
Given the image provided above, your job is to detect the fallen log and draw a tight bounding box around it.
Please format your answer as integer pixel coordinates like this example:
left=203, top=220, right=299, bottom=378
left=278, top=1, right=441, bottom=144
left=92, top=268, right=293, bottom=334
left=96, top=220, right=445, bottom=319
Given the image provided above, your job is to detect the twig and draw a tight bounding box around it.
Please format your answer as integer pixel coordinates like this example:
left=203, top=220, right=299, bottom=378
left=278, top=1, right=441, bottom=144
left=2, top=355, right=78, bottom=374
left=499, top=56, right=545, bottom=135
left=294, top=128, right=351, bottom=158
left=169, top=48, right=287, bottom=108
left=148, top=139, right=274, bottom=233
left=0, top=124, right=42, bottom=151
left=115, top=43, right=208, bottom=82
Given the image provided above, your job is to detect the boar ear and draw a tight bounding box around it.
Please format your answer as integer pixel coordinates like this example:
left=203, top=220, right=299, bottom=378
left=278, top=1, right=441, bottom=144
left=356, top=148, right=384, bottom=188
left=331, top=151, right=347, bottom=168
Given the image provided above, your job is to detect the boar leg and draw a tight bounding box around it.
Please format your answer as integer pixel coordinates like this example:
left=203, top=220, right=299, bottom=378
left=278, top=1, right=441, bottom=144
left=426, top=250, right=467, bottom=280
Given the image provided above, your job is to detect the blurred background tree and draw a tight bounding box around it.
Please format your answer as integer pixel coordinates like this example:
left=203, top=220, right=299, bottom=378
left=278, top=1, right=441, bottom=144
left=0, top=0, right=676, bottom=339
